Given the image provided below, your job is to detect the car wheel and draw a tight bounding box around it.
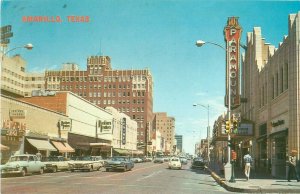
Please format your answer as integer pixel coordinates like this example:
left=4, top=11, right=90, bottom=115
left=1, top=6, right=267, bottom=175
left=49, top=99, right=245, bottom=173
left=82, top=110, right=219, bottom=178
left=52, top=167, right=57, bottom=173
left=123, top=166, right=127, bottom=172
left=89, top=166, right=93, bottom=172
left=70, top=169, right=74, bottom=172
left=106, top=168, right=109, bottom=172
left=39, top=168, right=44, bottom=174
left=20, top=168, right=26, bottom=177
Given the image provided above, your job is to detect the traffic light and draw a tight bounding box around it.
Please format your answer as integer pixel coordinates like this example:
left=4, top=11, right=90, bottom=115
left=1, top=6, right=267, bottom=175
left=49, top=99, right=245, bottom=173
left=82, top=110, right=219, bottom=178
left=225, top=120, right=231, bottom=133
left=228, top=139, right=233, bottom=148
left=232, top=119, right=238, bottom=134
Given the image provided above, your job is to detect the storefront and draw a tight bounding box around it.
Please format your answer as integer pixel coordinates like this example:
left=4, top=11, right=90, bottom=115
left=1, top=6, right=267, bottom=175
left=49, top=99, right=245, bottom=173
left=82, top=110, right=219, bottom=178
left=68, top=132, right=111, bottom=157
left=270, top=129, right=288, bottom=178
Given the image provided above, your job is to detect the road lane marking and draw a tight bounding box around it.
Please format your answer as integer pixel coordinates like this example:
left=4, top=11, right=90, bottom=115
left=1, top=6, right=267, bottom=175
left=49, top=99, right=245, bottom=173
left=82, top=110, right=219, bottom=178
left=136, top=170, right=162, bottom=181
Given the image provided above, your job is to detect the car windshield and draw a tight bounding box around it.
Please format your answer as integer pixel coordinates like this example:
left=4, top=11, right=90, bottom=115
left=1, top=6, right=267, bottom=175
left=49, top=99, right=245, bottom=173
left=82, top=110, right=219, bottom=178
left=112, top=157, right=125, bottom=161
left=9, top=156, right=28, bottom=162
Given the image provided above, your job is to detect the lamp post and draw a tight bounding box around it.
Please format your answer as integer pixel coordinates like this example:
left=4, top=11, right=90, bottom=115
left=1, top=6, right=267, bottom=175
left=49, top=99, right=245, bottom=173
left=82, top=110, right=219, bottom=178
left=1, top=43, right=34, bottom=62
left=195, top=40, right=233, bottom=180
left=193, top=103, right=210, bottom=163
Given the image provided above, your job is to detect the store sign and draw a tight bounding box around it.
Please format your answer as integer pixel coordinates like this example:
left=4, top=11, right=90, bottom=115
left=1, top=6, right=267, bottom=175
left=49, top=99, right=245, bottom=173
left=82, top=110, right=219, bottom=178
left=271, top=120, right=285, bottom=127
left=2, top=120, right=26, bottom=137
left=122, top=118, right=126, bottom=145
left=59, top=120, right=71, bottom=131
left=224, top=17, right=242, bottom=109
left=98, top=120, right=112, bottom=134
left=9, top=109, right=26, bottom=119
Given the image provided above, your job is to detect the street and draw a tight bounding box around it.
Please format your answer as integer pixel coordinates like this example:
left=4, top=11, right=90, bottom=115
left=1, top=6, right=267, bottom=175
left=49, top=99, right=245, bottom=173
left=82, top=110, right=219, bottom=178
left=1, top=162, right=228, bottom=194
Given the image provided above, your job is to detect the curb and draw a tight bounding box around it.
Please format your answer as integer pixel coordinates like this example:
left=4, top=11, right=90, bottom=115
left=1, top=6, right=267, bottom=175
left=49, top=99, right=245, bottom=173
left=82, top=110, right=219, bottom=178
left=207, top=167, right=300, bottom=193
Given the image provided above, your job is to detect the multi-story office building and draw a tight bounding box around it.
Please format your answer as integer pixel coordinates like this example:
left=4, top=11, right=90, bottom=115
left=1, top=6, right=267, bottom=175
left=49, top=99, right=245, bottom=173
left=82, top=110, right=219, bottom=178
left=1, top=54, right=26, bottom=97
left=153, top=112, right=175, bottom=154
left=240, top=11, right=300, bottom=178
left=44, top=56, right=153, bottom=153
left=175, top=135, right=183, bottom=153
left=24, top=72, right=45, bottom=97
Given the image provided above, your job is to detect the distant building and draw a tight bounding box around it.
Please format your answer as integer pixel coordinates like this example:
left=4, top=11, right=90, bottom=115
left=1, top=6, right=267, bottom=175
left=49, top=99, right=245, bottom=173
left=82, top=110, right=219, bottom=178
left=175, top=135, right=183, bottom=153
left=153, top=112, right=175, bottom=155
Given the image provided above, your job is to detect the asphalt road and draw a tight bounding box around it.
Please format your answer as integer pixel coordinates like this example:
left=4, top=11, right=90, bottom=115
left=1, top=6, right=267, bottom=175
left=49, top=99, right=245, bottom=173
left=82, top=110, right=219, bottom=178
left=1, top=161, right=229, bottom=194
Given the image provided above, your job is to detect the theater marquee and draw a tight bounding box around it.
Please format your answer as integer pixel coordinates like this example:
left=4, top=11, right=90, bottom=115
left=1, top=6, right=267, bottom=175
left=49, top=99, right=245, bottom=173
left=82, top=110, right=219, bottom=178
left=224, top=17, right=242, bottom=109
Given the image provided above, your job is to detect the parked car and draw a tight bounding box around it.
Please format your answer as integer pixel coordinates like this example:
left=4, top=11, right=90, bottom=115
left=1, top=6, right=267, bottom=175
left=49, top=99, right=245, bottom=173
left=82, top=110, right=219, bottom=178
left=105, top=156, right=134, bottom=172
left=168, top=157, right=182, bottom=170
left=130, top=157, right=143, bottom=163
left=144, top=157, right=153, bottom=162
left=179, top=157, right=188, bottom=165
left=191, top=157, right=206, bottom=170
left=68, top=156, right=103, bottom=172
left=1, top=154, right=45, bottom=177
left=42, top=156, right=69, bottom=173
left=153, top=156, right=164, bottom=163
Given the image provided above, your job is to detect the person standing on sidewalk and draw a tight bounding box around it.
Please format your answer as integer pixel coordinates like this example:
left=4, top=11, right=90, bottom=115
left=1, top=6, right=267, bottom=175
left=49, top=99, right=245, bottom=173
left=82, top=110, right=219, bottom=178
left=243, top=151, right=252, bottom=181
left=287, top=150, right=299, bottom=182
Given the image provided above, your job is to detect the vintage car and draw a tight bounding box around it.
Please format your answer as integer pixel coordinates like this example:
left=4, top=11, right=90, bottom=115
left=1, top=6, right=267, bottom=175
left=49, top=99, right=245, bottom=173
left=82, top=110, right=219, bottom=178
left=153, top=156, right=164, bottom=163
left=130, top=157, right=143, bottom=163
left=191, top=157, right=206, bottom=170
left=168, top=157, right=182, bottom=170
left=104, top=156, right=134, bottom=172
left=179, top=156, right=188, bottom=165
left=1, top=154, right=45, bottom=177
left=42, top=156, right=69, bottom=173
left=68, top=156, right=103, bottom=172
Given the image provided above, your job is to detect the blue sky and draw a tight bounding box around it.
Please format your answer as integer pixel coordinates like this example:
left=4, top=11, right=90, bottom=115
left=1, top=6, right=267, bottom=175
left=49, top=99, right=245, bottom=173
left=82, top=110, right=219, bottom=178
left=2, top=0, right=299, bottom=154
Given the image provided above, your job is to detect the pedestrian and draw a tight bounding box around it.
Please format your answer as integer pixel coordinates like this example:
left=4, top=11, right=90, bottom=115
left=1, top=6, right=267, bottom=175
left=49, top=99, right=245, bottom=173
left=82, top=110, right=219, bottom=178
left=243, top=151, right=252, bottom=181
left=36, top=150, right=42, bottom=161
left=287, top=149, right=299, bottom=182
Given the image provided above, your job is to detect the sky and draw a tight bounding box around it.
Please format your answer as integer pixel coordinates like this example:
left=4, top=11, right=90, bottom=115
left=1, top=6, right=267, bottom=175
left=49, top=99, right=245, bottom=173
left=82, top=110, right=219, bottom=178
left=1, top=0, right=299, bottom=154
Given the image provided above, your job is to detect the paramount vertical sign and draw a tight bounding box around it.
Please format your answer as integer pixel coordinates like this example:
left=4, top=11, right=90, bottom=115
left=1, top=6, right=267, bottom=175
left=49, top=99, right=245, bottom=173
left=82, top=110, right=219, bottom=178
left=224, top=17, right=241, bottom=109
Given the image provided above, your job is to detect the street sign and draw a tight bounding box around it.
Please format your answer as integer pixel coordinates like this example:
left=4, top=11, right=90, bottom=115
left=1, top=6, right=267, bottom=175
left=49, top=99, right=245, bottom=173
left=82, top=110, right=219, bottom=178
left=1, top=25, right=13, bottom=45
left=1, top=25, right=12, bottom=33
left=0, top=39, right=10, bottom=44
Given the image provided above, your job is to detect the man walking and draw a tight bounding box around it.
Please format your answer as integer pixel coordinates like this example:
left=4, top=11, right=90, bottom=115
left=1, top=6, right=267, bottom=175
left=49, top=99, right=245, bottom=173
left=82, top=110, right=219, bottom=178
left=243, top=151, right=252, bottom=181
left=287, top=150, right=299, bottom=182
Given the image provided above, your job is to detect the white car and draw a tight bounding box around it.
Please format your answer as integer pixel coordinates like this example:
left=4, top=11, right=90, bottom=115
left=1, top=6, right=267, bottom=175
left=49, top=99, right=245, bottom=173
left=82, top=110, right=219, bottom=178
left=168, top=157, right=182, bottom=170
left=68, top=156, right=103, bottom=172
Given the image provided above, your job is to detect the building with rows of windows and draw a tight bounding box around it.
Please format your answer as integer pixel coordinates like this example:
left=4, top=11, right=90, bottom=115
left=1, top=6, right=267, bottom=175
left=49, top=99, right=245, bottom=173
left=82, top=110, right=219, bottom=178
left=44, top=56, right=153, bottom=153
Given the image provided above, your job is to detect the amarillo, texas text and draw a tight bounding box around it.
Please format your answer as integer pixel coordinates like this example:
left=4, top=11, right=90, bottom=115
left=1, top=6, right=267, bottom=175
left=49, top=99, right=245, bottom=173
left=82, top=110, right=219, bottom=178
left=22, top=16, right=90, bottom=23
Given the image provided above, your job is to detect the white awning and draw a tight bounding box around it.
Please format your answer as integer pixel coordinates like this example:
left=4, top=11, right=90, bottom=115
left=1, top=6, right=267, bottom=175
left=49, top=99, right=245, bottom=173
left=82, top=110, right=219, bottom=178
left=27, top=138, right=57, bottom=151
left=90, top=143, right=111, bottom=147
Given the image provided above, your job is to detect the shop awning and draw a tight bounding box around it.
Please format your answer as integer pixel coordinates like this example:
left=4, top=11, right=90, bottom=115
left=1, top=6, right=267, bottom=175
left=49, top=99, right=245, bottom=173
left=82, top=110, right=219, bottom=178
left=64, top=142, right=75, bottom=152
left=114, top=148, right=129, bottom=155
left=131, top=150, right=144, bottom=155
left=0, top=144, right=10, bottom=151
left=51, top=141, right=75, bottom=153
left=90, top=143, right=112, bottom=147
left=27, top=138, right=57, bottom=151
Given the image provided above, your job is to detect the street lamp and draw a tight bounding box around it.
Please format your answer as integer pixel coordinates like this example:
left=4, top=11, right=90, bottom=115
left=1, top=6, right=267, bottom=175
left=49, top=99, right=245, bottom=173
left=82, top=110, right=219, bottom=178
left=195, top=39, right=234, bottom=180
left=1, top=43, right=34, bottom=62
left=193, top=103, right=210, bottom=163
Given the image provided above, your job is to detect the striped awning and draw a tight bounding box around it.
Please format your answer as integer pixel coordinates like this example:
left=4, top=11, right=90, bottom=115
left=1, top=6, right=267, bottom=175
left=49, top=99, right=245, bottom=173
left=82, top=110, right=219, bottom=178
left=52, top=141, right=75, bottom=153
left=27, top=138, right=57, bottom=151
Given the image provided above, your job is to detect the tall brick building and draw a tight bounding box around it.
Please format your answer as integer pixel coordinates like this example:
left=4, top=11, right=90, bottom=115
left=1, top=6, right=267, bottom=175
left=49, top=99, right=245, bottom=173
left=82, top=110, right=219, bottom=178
left=44, top=56, right=153, bottom=152
left=153, top=112, right=175, bottom=154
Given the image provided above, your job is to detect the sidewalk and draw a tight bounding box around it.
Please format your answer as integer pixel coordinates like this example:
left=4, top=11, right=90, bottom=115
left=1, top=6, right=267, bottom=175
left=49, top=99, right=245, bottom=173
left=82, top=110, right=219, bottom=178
left=207, top=163, right=300, bottom=193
